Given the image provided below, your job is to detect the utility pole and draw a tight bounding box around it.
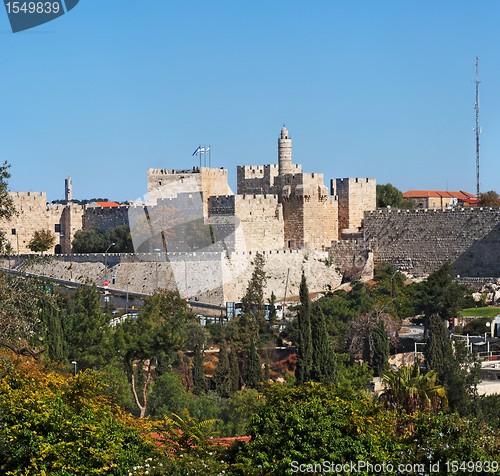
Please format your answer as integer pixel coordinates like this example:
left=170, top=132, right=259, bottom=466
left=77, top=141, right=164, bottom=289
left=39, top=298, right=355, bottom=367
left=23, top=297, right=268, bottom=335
left=475, top=56, right=481, bottom=198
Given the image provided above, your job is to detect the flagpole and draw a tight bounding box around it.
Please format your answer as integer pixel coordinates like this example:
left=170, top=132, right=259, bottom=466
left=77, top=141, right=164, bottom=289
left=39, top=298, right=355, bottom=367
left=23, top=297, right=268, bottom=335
left=199, top=145, right=201, bottom=168
left=209, top=145, right=211, bottom=168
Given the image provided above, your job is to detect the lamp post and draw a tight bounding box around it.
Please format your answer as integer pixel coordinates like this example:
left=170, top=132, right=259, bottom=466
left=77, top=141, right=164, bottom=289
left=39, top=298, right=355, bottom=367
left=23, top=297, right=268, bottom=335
left=104, top=242, right=116, bottom=276
left=71, top=360, right=77, bottom=376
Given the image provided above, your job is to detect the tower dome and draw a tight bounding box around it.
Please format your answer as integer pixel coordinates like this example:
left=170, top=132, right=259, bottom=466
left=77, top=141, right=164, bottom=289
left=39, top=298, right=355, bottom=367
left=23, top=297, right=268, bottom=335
left=281, top=126, right=289, bottom=139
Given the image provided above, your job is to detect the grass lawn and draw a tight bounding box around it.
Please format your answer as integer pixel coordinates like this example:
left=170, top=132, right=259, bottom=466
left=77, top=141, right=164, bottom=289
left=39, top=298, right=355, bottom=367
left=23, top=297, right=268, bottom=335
left=459, top=307, right=500, bottom=318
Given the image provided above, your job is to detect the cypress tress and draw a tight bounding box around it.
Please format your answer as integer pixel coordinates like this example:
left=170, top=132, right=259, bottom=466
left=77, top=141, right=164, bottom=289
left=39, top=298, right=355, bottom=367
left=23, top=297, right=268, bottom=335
left=295, top=271, right=313, bottom=385
left=311, top=309, right=337, bottom=384
left=245, top=335, right=262, bottom=389
left=192, top=342, right=205, bottom=395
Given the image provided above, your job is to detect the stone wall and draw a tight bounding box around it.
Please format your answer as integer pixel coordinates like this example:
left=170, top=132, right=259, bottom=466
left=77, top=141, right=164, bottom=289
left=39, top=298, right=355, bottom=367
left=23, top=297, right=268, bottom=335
left=363, top=208, right=500, bottom=277
left=279, top=172, right=338, bottom=248
left=236, top=195, right=284, bottom=251
left=147, top=167, right=231, bottom=214
left=4, top=249, right=342, bottom=306
left=0, top=192, right=75, bottom=254
left=328, top=239, right=373, bottom=280
left=83, top=205, right=129, bottom=232
left=333, top=177, right=376, bottom=235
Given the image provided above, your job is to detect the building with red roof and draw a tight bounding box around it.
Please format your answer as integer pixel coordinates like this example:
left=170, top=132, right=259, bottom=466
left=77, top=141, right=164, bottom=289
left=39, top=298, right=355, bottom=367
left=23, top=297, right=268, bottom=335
left=403, top=190, right=477, bottom=209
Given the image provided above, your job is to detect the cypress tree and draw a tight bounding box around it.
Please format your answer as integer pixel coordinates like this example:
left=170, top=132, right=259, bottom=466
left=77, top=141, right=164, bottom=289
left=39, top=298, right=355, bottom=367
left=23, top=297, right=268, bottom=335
left=370, top=319, right=390, bottom=377
left=295, top=271, right=313, bottom=385
left=425, top=314, right=451, bottom=376
left=245, top=336, right=262, bottom=389
left=268, top=291, right=278, bottom=328
left=229, top=347, right=240, bottom=393
left=213, top=340, right=232, bottom=398
left=310, top=309, right=337, bottom=384
left=424, top=314, right=477, bottom=413
left=240, top=252, right=267, bottom=340
left=41, top=294, right=67, bottom=362
left=192, top=342, right=205, bottom=395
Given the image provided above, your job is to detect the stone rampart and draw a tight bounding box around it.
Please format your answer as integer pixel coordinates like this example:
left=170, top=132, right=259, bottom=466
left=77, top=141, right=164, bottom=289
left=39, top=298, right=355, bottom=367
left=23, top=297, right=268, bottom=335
left=2, top=249, right=342, bottom=306
left=83, top=205, right=129, bottom=232
left=363, top=208, right=500, bottom=277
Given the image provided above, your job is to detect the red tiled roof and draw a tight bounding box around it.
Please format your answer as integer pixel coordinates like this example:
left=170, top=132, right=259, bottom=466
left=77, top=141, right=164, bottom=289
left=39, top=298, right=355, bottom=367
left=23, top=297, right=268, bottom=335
left=403, top=190, right=477, bottom=203
left=94, top=201, right=120, bottom=208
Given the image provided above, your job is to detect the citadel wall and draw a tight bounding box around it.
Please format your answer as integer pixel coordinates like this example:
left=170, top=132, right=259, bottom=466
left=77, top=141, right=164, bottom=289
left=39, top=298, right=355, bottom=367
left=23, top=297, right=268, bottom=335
left=83, top=205, right=129, bottom=232
left=363, top=208, right=500, bottom=277
left=279, top=172, right=338, bottom=248
left=147, top=167, right=231, bottom=214
left=333, top=178, right=376, bottom=235
left=236, top=194, right=284, bottom=251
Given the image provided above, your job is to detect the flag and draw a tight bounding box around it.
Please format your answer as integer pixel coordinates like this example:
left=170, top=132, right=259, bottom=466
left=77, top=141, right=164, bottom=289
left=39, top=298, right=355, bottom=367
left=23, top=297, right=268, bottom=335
left=192, top=146, right=207, bottom=156
left=205, top=146, right=211, bottom=153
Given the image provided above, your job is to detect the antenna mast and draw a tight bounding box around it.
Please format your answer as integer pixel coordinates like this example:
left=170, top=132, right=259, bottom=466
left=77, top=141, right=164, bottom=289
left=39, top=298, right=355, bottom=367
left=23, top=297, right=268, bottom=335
left=475, top=56, right=481, bottom=198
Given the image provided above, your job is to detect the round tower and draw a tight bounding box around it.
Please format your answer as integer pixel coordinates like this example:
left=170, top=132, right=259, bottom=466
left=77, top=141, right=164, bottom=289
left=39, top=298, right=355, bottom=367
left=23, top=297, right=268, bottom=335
left=65, top=176, right=73, bottom=202
left=278, top=126, right=293, bottom=175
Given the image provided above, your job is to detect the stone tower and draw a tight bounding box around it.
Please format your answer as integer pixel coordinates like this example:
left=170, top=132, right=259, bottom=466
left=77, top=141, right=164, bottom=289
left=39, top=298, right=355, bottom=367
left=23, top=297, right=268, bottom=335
left=65, top=176, right=73, bottom=202
left=278, top=126, right=293, bottom=175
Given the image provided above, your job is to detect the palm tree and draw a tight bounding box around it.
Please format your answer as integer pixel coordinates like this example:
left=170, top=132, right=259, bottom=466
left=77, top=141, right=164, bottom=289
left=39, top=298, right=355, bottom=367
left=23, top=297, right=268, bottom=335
left=379, top=364, right=448, bottom=414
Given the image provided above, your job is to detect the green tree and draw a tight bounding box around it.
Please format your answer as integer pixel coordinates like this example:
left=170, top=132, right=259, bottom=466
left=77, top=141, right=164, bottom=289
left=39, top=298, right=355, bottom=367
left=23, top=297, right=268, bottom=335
left=377, top=183, right=404, bottom=208
left=230, top=346, right=241, bottom=393
left=348, top=309, right=399, bottom=371
left=235, top=384, right=401, bottom=475
left=0, top=353, right=161, bottom=475
left=425, top=315, right=480, bottom=414
left=310, top=309, right=337, bottom=384
left=295, top=271, right=313, bottom=385
left=415, top=263, right=469, bottom=322
left=245, top=335, right=262, bottom=389
left=0, top=273, right=50, bottom=358
left=72, top=225, right=133, bottom=253
left=213, top=340, right=232, bottom=398
left=64, top=285, right=112, bottom=370
left=0, top=161, right=15, bottom=219
left=371, top=319, right=390, bottom=377
left=28, top=229, right=56, bottom=254
left=192, top=342, right=206, bottom=396
left=39, top=290, right=67, bottom=362
left=72, top=227, right=107, bottom=253
left=478, top=190, right=500, bottom=207
left=379, top=364, right=448, bottom=414
left=240, top=252, right=267, bottom=340
left=0, top=162, right=16, bottom=253
left=118, top=289, right=194, bottom=418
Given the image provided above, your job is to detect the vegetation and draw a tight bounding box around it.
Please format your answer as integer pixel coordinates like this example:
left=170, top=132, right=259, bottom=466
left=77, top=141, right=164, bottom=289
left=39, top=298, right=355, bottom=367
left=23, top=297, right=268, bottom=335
left=294, top=271, right=313, bottom=384
left=0, top=161, right=16, bottom=253
left=28, top=229, right=56, bottom=254
left=1, top=253, right=499, bottom=474
left=478, top=190, right=500, bottom=207
left=376, top=183, right=414, bottom=209
left=72, top=225, right=133, bottom=253
left=459, top=307, right=500, bottom=318
left=379, top=364, right=447, bottom=413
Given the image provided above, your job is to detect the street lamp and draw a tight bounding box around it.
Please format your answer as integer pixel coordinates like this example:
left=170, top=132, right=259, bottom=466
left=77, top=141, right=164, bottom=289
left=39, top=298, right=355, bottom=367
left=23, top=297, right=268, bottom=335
left=71, top=360, right=77, bottom=376
left=104, top=242, right=116, bottom=273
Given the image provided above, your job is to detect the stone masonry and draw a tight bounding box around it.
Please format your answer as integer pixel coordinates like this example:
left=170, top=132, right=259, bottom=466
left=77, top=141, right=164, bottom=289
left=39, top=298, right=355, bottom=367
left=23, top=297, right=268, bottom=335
left=363, top=208, right=500, bottom=277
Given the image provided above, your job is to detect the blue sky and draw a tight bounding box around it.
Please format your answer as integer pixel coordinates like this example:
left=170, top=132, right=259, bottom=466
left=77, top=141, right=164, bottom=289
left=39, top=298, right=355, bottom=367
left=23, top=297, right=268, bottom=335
left=1, top=0, right=499, bottom=202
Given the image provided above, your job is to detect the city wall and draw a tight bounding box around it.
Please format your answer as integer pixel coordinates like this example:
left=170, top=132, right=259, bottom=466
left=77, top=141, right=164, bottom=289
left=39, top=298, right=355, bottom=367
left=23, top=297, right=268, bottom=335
left=3, top=249, right=342, bottom=305
left=363, top=208, right=500, bottom=277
